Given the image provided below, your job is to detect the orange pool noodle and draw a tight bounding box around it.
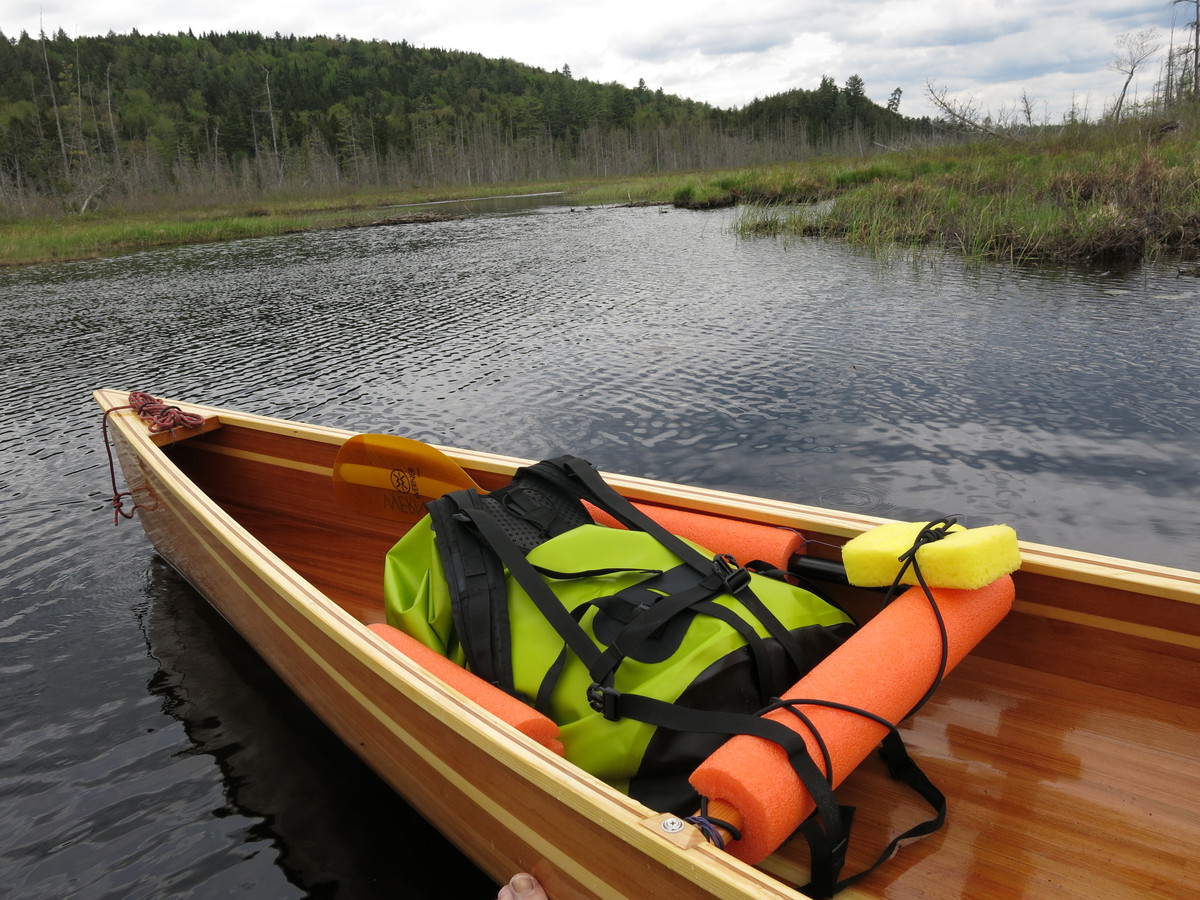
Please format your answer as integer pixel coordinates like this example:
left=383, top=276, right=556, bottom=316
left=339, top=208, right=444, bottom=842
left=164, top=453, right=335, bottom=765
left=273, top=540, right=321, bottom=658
left=368, top=622, right=563, bottom=754
left=689, top=575, right=1014, bottom=864
left=583, top=501, right=804, bottom=570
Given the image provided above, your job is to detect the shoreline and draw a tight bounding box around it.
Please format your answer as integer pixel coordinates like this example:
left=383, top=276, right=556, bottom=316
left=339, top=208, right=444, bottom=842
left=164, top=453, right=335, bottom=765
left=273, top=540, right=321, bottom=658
left=6, top=120, right=1200, bottom=269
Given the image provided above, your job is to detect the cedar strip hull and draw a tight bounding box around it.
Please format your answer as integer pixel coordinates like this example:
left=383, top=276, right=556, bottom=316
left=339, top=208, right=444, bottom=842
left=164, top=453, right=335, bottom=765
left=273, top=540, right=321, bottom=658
left=100, top=392, right=801, bottom=900
left=95, top=390, right=1200, bottom=899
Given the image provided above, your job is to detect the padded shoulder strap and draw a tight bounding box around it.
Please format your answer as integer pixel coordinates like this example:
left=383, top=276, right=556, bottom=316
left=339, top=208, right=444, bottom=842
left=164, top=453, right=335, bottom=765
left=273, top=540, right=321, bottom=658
left=426, top=464, right=594, bottom=693
left=479, top=465, right=592, bottom=552
left=427, top=491, right=516, bottom=695
left=453, top=500, right=605, bottom=675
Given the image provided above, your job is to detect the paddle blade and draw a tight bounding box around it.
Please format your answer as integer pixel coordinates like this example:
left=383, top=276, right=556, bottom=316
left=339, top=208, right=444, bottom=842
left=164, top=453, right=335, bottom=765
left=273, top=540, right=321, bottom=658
left=332, top=433, right=480, bottom=522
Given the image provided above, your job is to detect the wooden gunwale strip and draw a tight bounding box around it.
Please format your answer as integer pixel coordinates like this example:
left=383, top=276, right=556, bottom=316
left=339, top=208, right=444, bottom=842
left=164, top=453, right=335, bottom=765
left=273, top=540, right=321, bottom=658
left=445, top=445, right=1200, bottom=601
left=101, top=390, right=1200, bottom=609
left=98, top=391, right=807, bottom=900
left=96, top=390, right=351, bottom=446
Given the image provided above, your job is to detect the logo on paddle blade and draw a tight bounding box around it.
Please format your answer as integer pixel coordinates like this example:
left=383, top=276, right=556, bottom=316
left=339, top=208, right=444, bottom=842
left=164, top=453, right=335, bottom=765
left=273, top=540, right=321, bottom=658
left=390, top=467, right=416, bottom=494
left=387, top=466, right=423, bottom=516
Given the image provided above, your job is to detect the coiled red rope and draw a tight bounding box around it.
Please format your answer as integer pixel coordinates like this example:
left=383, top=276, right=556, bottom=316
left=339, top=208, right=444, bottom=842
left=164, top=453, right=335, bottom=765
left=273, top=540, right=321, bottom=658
left=125, top=391, right=205, bottom=432
left=102, top=392, right=205, bottom=523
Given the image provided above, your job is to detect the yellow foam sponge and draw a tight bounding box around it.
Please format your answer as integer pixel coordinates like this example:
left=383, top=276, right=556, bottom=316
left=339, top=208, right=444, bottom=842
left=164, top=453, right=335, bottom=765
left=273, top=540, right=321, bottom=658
left=842, top=521, right=1020, bottom=590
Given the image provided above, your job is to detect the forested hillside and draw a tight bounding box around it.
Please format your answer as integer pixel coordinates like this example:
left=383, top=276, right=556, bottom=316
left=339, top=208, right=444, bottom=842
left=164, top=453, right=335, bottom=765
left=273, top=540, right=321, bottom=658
left=0, top=29, right=924, bottom=212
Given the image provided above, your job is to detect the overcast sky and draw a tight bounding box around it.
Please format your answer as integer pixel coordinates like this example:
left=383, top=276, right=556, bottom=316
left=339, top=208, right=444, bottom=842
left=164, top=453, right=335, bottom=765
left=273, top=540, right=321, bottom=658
left=9, top=1, right=1185, bottom=120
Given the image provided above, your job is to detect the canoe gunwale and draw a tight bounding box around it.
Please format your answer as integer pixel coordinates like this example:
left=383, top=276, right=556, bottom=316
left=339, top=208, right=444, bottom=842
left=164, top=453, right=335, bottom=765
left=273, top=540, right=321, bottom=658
left=99, top=389, right=1200, bottom=607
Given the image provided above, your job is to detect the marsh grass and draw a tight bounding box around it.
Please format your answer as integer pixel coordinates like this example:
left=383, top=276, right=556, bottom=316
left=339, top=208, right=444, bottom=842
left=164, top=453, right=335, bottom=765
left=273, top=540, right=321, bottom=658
left=0, top=181, right=575, bottom=266
left=735, top=118, right=1200, bottom=263
left=9, top=116, right=1200, bottom=267
left=1, top=211, right=324, bottom=265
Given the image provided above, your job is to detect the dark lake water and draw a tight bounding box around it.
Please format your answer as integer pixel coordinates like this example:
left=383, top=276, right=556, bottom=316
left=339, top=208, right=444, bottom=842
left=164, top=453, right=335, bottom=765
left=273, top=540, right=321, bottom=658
left=2, top=201, right=1197, bottom=898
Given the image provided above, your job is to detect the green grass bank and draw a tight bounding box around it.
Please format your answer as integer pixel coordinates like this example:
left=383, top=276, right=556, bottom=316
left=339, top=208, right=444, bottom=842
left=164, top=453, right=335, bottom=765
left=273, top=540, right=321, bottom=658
left=723, top=117, right=1200, bottom=264
left=5, top=116, right=1200, bottom=268
left=0, top=183, right=578, bottom=268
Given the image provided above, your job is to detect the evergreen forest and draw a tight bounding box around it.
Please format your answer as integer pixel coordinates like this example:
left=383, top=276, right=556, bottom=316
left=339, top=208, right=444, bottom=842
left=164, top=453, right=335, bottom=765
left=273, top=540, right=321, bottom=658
left=0, top=29, right=927, bottom=213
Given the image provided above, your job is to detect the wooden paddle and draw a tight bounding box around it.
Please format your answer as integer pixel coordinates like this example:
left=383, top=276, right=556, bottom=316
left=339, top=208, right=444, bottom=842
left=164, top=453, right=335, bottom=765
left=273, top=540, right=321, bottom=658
left=332, top=433, right=482, bottom=522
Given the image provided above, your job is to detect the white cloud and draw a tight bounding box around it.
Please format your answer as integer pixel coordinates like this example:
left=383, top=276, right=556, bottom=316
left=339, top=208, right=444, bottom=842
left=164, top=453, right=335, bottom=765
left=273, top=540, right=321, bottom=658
left=6, top=1, right=1180, bottom=119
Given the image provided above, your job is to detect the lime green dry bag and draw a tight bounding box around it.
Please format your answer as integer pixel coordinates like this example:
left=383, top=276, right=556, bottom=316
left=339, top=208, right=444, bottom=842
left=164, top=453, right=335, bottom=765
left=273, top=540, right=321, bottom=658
left=383, top=456, right=855, bottom=813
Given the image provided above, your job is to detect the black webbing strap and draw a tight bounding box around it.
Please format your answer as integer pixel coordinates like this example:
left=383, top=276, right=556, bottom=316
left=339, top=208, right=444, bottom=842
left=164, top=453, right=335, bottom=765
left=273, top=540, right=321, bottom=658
left=541, top=457, right=717, bottom=574
left=605, top=690, right=852, bottom=895
left=817, top=731, right=946, bottom=895
left=584, top=567, right=740, bottom=684
left=806, top=734, right=945, bottom=897
left=769, top=698, right=947, bottom=896
left=427, top=493, right=516, bottom=694
left=537, top=457, right=819, bottom=676
left=798, top=805, right=857, bottom=898
left=451, top=500, right=605, bottom=673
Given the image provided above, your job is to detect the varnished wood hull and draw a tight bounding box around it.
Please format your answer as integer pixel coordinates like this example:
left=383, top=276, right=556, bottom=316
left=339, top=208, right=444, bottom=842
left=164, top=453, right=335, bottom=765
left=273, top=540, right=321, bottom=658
left=95, top=390, right=1200, bottom=899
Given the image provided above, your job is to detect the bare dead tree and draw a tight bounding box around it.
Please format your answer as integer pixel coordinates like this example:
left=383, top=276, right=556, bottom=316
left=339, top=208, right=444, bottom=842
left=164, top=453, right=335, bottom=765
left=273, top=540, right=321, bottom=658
left=39, top=27, right=69, bottom=177
left=1018, top=90, right=1041, bottom=127
left=261, top=66, right=283, bottom=186
left=1173, top=0, right=1200, bottom=99
left=105, top=64, right=121, bottom=165
left=924, top=81, right=1027, bottom=141
left=1109, top=29, right=1162, bottom=120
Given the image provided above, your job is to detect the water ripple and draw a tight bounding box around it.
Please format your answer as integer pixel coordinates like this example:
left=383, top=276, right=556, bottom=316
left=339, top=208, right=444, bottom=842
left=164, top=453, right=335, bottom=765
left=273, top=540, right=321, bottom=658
left=1, top=202, right=1198, bottom=897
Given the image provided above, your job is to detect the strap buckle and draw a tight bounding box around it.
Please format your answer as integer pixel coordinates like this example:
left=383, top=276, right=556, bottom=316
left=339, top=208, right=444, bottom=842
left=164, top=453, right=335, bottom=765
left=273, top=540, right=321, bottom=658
left=587, top=682, right=621, bottom=720
left=711, top=553, right=751, bottom=593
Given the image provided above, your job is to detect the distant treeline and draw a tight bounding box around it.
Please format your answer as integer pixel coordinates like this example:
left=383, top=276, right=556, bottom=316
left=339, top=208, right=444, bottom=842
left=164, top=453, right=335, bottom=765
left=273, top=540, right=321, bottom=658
left=0, top=29, right=931, bottom=212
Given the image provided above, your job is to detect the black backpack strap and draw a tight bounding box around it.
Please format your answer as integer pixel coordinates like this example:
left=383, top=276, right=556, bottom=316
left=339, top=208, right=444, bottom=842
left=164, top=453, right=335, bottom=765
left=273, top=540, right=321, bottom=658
left=830, top=731, right=945, bottom=893
left=585, top=565, right=741, bottom=685
left=427, top=491, right=516, bottom=694
left=535, top=457, right=823, bottom=677
left=449, top=500, right=605, bottom=675
left=532, top=456, right=717, bottom=575
left=800, top=733, right=944, bottom=897
left=426, top=465, right=595, bottom=694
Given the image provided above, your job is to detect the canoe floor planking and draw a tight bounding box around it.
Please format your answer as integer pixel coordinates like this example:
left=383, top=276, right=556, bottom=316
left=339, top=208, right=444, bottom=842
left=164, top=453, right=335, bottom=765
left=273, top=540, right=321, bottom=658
left=101, top=392, right=1200, bottom=899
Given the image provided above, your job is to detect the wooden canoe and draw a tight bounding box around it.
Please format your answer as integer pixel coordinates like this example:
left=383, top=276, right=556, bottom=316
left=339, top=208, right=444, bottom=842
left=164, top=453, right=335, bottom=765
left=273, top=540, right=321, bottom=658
left=94, top=389, right=1200, bottom=899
